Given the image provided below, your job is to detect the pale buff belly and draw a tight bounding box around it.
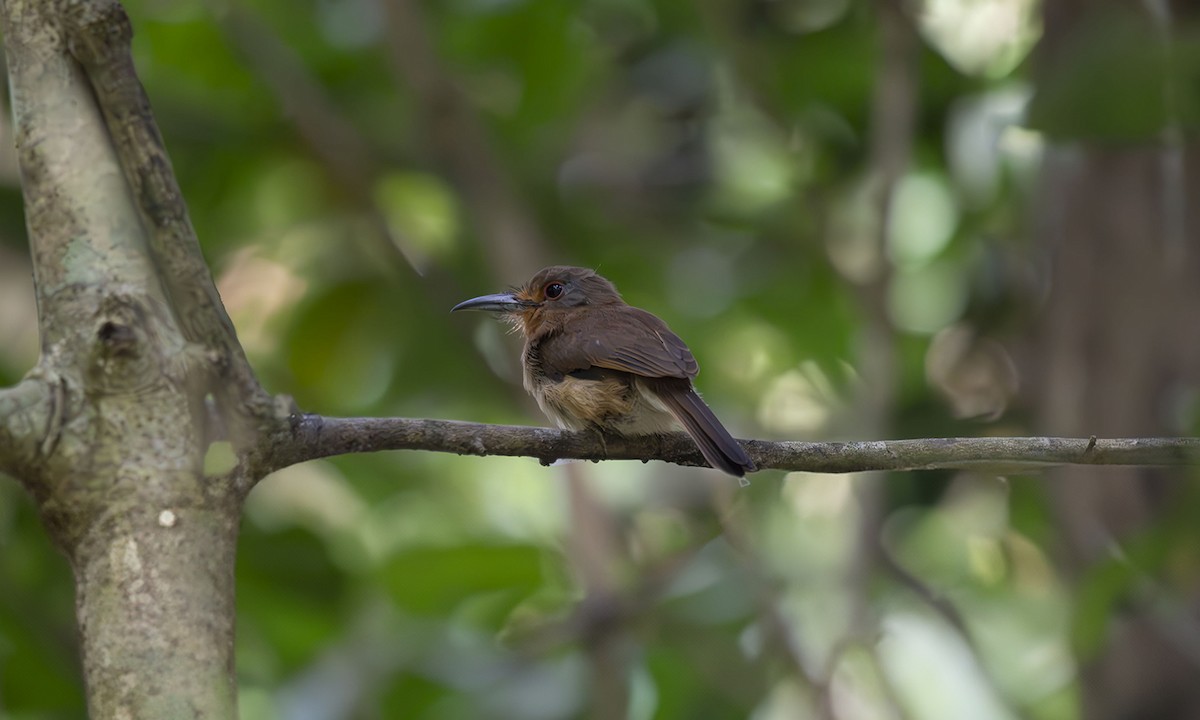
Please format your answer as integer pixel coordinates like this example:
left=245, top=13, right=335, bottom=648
left=524, top=371, right=679, bottom=436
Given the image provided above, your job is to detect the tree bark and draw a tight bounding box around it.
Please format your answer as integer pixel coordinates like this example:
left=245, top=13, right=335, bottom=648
left=0, top=0, right=257, bottom=715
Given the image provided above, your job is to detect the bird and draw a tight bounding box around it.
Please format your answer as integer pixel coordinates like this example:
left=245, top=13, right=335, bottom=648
left=452, top=266, right=755, bottom=477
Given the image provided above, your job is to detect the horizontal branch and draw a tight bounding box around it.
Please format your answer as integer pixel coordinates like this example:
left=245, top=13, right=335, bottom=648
left=256, top=414, right=1200, bottom=479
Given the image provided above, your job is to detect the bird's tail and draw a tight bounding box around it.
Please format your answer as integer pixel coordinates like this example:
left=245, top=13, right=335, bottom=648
left=650, top=381, right=755, bottom=477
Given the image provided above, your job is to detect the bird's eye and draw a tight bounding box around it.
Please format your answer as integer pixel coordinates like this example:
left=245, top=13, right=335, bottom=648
left=544, top=282, right=565, bottom=300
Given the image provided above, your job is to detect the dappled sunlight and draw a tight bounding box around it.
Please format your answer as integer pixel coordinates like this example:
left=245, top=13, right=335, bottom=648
left=999, top=124, right=1044, bottom=178
left=355, top=487, right=476, bottom=561
left=917, top=0, right=1041, bottom=77
left=773, top=0, right=853, bottom=33
left=475, top=460, right=567, bottom=542
left=968, top=589, right=1074, bottom=707
left=246, top=462, right=366, bottom=536
left=373, top=171, right=462, bottom=272
left=783, top=471, right=855, bottom=521
left=878, top=476, right=1077, bottom=713
left=826, top=177, right=886, bottom=286
left=886, top=172, right=958, bottom=269
left=249, top=157, right=330, bottom=234
left=216, top=247, right=308, bottom=356
left=709, top=70, right=801, bottom=215
left=1006, top=533, right=1057, bottom=594
left=966, top=535, right=1007, bottom=586
left=572, top=458, right=734, bottom=524
left=887, top=259, right=970, bottom=335
left=947, top=85, right=1035, bottom=207
left=710, top=317, right=796, bottom=392
left=774, top=583, right=854, bottom=675
left=758, top=364, right=842, bottom=436
left=879, top=611, right=1013, bottom=720
left=884, top=170, right=970, bottom=335
left=750, top=678, right=812, bottom=719
left=828, top=647, right=900, bottom=720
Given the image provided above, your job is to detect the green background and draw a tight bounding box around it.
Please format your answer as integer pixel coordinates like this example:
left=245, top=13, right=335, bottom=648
left=1, top=0, right=1198, bottom=718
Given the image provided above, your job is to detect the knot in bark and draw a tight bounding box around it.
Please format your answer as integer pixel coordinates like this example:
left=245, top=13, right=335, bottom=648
left=86, top=296, right=160, bottom=395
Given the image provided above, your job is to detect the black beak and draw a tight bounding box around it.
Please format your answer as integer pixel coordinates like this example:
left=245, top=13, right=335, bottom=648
left=451, top=292, right=532, bottom=313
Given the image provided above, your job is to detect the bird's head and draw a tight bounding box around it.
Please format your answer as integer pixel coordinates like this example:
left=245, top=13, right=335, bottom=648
left=452, top=266, right=623, bottom=335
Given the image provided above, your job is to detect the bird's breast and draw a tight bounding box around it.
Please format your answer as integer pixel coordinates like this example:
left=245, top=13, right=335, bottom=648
left=523, top=348, right=677, bottom=435
left=543, top=374, right=638, bottom=431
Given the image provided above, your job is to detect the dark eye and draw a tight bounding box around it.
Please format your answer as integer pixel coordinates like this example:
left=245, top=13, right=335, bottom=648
left=544, top=282, right=564, bottom=300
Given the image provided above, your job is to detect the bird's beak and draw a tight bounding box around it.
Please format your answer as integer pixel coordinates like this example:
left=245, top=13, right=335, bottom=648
left=451, top=292, right=532, bottom=313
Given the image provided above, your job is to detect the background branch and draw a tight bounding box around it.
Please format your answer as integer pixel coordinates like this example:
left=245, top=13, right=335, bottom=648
left=382, top=0, right=549, bottom=281
left=215, top=5, right=422, bottom=276
left=261, top=415, right=1200, bottom=477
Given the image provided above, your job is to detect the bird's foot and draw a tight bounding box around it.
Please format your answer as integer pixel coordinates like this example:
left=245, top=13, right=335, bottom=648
left=588, top=426, right=618, bottom=462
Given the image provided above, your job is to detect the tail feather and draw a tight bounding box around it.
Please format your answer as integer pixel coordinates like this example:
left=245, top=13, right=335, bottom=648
left=652, top=383, right=755, bottom=477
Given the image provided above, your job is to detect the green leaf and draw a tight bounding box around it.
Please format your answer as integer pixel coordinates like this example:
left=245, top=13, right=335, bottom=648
left=380, top=544, right=544, bottom=617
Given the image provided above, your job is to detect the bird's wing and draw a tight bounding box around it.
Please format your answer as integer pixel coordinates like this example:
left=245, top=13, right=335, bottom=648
left=543, top=307, right=699, bottom=380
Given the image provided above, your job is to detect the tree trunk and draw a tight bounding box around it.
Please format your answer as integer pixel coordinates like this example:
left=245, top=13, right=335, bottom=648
left=1030, top=3, right=1200, bottom=717
left=0, top=0, right=257, bottom=715
left=1032, top=146, right=1200, bottom=720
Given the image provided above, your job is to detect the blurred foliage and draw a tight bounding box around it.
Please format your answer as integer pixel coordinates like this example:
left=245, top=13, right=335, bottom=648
left=1, top=0, right=1199, bottom=718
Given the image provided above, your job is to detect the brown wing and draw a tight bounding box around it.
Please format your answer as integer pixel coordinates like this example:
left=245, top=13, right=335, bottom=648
left=539, top=307, right=699, bottom=380
left=645, top=377, right=755, bottom=477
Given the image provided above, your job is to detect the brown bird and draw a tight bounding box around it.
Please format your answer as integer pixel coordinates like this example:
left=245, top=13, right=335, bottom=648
left=453, top=266, right=755, bottom=477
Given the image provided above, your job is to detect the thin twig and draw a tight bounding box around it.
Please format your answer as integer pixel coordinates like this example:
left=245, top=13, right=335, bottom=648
left=254, top=413, right=1200, bottom=479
